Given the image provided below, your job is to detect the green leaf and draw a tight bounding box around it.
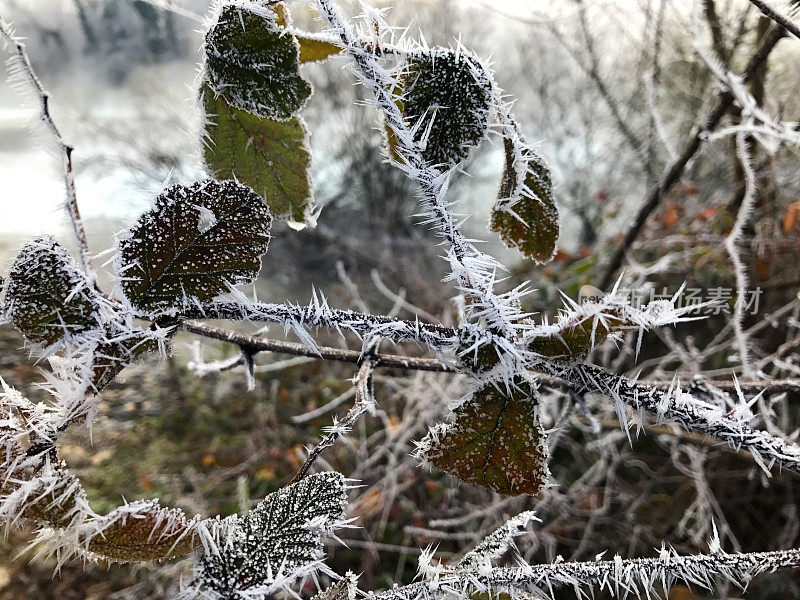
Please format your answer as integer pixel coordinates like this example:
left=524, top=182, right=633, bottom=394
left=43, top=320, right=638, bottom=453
left=205, top=4, right=311, bottom=119
left=297, top=35, right=342, bottom=63
left=203, top=85, right=313, bottom=223
left=423, top=379, right=549, bottom=496
left=490, top=136, right=559, bottom=263
left=398, top=48, right=492, bottom=166
left=117, top=179, right=272, bottom=312
left=4, top=237, right=102, bottom=346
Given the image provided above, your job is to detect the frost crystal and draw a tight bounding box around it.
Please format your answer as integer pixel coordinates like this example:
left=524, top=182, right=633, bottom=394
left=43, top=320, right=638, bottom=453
left=193, top=471, right=349, bottom=599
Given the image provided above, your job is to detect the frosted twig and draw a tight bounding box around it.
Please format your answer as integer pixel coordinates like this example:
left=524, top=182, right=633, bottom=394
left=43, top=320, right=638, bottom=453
left=289, top=345, right=379, bottom=484
left=371, top=546, right=800, bottom=600
left=598, top=26, right=786, bottom=290
left=726, top=133, right=757, bottom=377
left=747, top=0, right=800, bottom=40
left=310, top=0, right=523, bottom=337
left=0, top=16, right=93, bottom=278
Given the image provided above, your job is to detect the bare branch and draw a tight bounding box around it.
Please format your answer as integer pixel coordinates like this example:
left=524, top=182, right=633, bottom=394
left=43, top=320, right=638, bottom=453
left=599, top=25, right=786, bottom=290
left=748, top=0, right=800, bottom=40
left=0, top=16, right=93, bottom=278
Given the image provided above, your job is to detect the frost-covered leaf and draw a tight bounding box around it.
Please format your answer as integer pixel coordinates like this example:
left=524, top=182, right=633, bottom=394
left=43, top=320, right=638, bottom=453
left=422, top=379, right=549, bottom=496
left=91, top=330, right=160, bottom=391
left=12, top=468, right=89, bottom=530
left=4, top=237, right=102, bottom=346
left=398, top=48, right=492, bottom=166
left=117, top=179, right=272, bottom=312
left=491, top=137, right=559, bottom=263
left=85, top=500, right=200, bottom=562
left=205, top=3, right=311, bottom=119
left=195, top=471, right=348, bottom=597
left=203, top=85, right=313, bottom=223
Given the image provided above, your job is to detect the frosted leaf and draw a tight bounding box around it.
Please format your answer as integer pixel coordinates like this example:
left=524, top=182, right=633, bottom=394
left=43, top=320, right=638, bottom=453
left=491, top=137, right=559, bottom=263
left=205, top=3, right=311, bottom=120
left=5, top=237, right=102, bottom=346
left=297, top=34, right=342, bottom=63
left=270, top=1, right=341, bottom=63
left=5, top=467, right=89, bottom=531
left=85, top=500, right=201, bottom=562
left=398, top=48, right=492, bottom=166
left=90, top=330, right=160, bottom=391
left=116, top=179, right=271, bottom=313
left=203, top=84, right=314, bottom=223
left=421, top=379, right=549, bottom=496
left=195, top=471, right=348, bottom=598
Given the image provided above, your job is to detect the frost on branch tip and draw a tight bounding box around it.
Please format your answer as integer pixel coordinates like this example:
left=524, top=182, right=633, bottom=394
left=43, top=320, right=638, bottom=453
left=115, top=179, right=272, bottom=313
left=524, top=292, right=699, bottom=359
left=204, top=2, right=311, bottom=120
left=419, top=377, right=550, bottom=496
left=397, top=48, right=493, bottom=167
left=3, top=236, right=106, bottom=347
left=191, top=471, right=349, bottom=599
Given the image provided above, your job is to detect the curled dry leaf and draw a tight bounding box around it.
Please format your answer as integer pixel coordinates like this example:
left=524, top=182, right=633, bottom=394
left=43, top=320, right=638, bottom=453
left=491, top=137, right=559, bottom=263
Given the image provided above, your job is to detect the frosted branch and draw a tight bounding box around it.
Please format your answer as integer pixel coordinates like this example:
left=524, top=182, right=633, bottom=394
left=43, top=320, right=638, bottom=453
left=0, top=16, right=93, bottom=278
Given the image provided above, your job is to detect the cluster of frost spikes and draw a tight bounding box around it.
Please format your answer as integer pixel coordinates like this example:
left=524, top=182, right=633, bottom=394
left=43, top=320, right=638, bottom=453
left=523, top=282, right=704, bottom=356
left=456, top=510, right=540, bottom=570
left=168, top=290, right=460, bottom=353
left=545, top=360, right=800, bottom=475
left=310, top=0, right=528, bottom=339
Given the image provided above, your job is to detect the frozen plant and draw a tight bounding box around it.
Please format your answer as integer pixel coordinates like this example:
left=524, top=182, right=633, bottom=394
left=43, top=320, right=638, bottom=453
left=1, top=1, right=800, bottom=599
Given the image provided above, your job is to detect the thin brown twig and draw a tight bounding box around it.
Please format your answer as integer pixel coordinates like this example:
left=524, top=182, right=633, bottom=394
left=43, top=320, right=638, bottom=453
left=747, top=0, right=800, bottom=40
left=0, top=16, right=93, bottom=277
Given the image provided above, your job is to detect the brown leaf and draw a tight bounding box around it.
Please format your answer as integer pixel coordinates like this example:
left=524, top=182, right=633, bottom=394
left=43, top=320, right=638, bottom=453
left=491, top=137, right=559, bottom=263
left=424, top=379, right=549, bottom=496
left=86, top=501, right=200, bottom=562
left=783, top=200, right=800, bottom=233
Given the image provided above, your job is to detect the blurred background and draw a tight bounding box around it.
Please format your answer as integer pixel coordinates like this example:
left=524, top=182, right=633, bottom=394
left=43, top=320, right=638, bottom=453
left=2, top=0, right=800, bottom=598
